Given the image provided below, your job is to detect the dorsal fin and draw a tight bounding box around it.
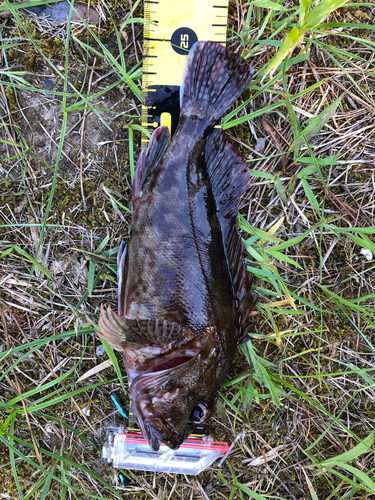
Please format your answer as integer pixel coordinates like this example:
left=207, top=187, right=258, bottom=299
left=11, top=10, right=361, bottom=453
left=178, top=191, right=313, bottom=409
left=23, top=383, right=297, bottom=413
left=97, top=305, right=193, bottom=351
left=132, top=126, right=170, bottom=203
left=205, top=128, right=256, bottom=338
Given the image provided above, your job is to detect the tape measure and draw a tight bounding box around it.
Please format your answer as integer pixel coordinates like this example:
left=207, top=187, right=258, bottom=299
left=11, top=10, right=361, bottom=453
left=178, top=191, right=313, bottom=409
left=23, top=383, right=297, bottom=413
left=141, top=0, right=229, bottom=147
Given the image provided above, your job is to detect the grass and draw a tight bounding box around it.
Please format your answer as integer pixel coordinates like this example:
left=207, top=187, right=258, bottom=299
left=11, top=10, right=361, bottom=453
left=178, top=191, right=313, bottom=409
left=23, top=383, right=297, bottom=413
left=0, top=0, right=375, bottom=498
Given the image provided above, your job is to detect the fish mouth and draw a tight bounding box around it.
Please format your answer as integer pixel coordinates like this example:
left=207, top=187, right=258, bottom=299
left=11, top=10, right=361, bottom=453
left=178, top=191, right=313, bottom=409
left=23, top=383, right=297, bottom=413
left=129, top=340, right=202, bottom=403
left=149, top=353, right=197, bottom=372
left=141, top=417, right=180, bottom=451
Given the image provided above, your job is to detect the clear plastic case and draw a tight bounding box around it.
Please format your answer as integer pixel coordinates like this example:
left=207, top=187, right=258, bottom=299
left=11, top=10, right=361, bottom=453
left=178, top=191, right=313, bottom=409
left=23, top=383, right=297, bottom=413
left=102, top=431, right=228, bottom=475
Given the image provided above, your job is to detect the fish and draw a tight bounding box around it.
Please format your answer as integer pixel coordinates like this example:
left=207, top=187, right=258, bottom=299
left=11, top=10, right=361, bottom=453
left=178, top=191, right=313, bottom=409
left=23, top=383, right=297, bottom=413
left=97, top=41, right=256, bottom=451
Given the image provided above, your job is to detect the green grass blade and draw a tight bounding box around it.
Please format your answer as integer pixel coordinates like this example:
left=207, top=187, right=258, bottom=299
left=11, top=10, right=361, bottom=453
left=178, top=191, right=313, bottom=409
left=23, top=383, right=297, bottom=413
left=9, top=416, right=24, bottom=500
left=264, top=26, right=303, bottom=75
left=99, top=337, right=127, bottom=395
left=320, top=430, right=375, bottom=466
left=0, top=245, right=53, bottom=279
left=304, top=0, right=351, bottom=29
left=6, top=347, right=86, bottom=409
left=289, top=95, right=343, bottom=157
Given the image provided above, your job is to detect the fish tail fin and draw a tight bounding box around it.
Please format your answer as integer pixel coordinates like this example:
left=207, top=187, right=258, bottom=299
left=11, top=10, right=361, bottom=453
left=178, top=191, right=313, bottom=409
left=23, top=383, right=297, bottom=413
left=205, top=128, right=256, bottom=337
left=180, top=41, right=253, bottom=125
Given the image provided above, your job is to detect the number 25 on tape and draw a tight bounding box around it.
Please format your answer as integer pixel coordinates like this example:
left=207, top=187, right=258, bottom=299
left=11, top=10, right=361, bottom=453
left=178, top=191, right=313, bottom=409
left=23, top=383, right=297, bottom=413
left=180, top=34, right=189, bottom=49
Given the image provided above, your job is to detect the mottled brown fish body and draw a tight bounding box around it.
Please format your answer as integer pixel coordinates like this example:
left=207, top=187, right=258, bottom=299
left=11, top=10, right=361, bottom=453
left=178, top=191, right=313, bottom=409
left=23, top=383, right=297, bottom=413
left=98, top=41, right=256, bottom=451
left=128, top=117, right=235, bottom=331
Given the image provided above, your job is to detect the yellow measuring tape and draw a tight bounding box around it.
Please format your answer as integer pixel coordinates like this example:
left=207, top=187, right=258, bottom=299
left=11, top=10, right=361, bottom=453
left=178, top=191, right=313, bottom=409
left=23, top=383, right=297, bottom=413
left=141, top=0, right=229, bottom=147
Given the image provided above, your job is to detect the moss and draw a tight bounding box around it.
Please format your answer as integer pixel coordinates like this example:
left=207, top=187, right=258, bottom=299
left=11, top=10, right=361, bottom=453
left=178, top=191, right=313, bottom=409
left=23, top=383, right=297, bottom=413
left=5, top=86, right=19, bottom=115
left=48, top=168, right=130, bottom=229
left=0, top=177, right=12, bottom=191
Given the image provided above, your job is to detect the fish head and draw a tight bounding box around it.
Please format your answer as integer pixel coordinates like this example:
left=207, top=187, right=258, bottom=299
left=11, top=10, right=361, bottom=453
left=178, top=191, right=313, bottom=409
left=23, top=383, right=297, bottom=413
left=132, top=382, right=214, bottom=451
left=130, top=345, right=218, bottom=451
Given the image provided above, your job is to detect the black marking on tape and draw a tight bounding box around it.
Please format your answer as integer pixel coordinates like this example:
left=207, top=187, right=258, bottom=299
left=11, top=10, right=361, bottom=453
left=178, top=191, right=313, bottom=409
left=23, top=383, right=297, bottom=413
left=144, top=85, right=180, bottom=136
left=144, top=38, right=171, bottom=42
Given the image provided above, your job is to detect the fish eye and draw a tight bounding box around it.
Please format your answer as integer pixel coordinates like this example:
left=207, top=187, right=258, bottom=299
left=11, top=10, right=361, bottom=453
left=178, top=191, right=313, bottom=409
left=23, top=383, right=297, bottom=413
left=190, top=403, right=208, bottom=423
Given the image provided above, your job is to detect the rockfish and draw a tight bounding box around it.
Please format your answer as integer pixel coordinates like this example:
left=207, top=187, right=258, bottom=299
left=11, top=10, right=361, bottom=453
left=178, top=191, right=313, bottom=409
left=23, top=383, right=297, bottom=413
left=98, top=41, right=256, bottom=451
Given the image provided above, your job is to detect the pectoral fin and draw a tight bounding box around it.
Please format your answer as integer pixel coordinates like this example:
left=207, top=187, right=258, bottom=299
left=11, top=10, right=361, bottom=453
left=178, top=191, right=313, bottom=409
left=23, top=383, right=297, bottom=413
left=97, top=305, right=192, bottom=351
